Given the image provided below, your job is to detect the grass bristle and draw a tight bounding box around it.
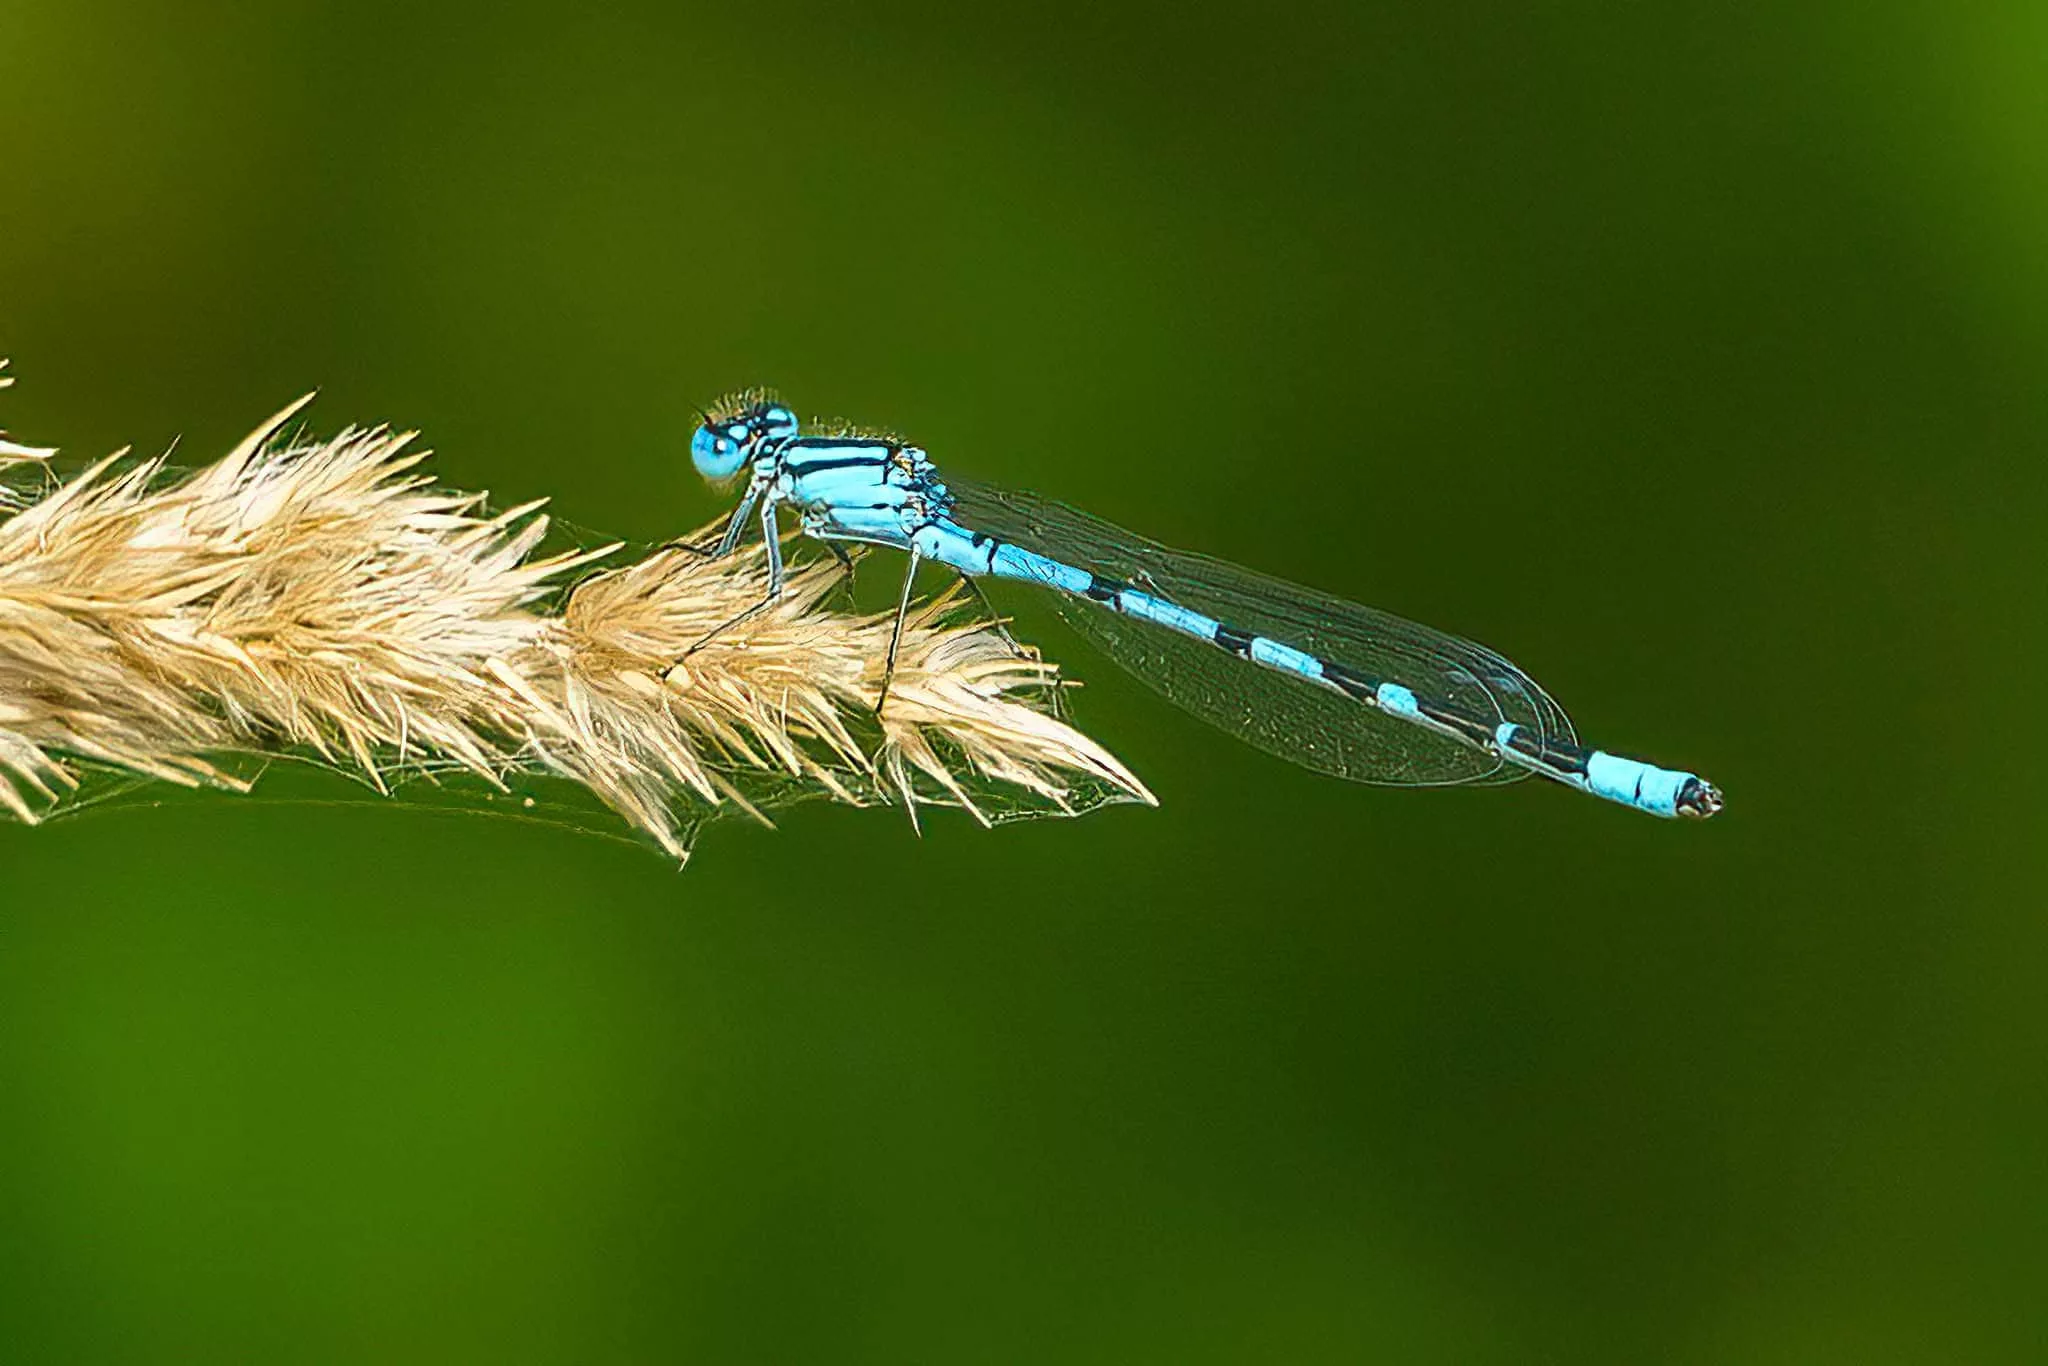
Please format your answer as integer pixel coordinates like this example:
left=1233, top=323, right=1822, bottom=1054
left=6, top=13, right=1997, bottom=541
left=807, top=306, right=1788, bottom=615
left=0, top=375, right=1154, bottom=859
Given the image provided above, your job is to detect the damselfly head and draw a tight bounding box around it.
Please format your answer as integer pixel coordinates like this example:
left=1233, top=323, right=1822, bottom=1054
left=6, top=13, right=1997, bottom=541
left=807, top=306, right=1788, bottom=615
left=691, top=389, right=800, bottom=481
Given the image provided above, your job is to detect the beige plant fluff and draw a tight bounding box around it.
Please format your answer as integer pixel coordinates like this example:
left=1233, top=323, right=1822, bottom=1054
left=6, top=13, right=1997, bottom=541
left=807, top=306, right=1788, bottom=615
left=0, top=366, right=1152, bottom=859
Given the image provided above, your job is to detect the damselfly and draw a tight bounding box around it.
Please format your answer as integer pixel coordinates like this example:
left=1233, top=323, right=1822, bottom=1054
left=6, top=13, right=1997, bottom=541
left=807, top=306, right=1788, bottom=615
left=685, top=391, right=1721, bottom=819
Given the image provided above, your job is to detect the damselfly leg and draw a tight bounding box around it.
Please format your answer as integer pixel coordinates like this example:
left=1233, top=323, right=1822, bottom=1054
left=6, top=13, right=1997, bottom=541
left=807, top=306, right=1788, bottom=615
left=874, top=545, right=923, bottom=716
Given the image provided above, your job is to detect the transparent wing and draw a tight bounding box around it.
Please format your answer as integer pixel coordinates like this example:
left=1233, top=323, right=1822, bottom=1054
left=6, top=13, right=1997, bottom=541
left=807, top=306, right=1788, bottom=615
left=940, top=476, right=1576, bottom=787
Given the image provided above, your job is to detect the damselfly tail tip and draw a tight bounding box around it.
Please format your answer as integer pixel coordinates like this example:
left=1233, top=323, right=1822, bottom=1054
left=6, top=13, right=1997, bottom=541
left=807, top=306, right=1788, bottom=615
left=1676, top=777, right=1723, bottom=819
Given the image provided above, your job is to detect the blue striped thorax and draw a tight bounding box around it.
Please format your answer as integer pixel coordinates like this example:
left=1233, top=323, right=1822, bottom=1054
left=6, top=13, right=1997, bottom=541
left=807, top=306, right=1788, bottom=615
left=782, top=438, right=949, bottom=545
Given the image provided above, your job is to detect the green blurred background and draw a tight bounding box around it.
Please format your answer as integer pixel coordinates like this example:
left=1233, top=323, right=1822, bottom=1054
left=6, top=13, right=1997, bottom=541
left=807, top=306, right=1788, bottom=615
left=2, top=2, right=2041, bottom=1361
